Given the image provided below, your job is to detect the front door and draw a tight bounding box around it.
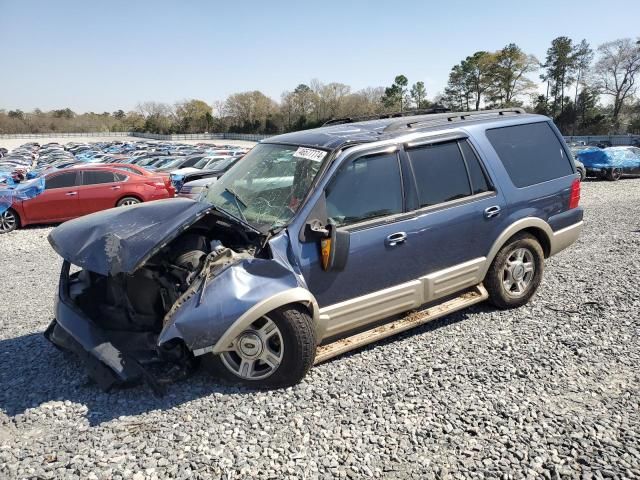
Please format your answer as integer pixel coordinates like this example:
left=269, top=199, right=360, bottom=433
left=23, top=171, right=80, bottom=223
left=299, top=148, right=418, bottom=307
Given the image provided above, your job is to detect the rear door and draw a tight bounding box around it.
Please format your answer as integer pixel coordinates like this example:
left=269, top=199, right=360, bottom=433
left=77, top=170, right=125, bottom=215
left=23, top=171, right=80, bottom=223
left=397, top=137, right=508, bottom=299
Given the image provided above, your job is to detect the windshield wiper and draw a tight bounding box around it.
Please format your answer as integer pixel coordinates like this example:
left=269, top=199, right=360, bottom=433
left=224, top=187, right=247, bottom=222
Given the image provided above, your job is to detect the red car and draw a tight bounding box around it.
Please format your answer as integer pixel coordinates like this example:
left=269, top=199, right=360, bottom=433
left=1, top=166, right=175, bottom=233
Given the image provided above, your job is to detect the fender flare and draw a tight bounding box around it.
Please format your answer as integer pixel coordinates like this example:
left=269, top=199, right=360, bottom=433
left=480, top=217, right=554, bottom=278
left=202, top=287, right=322, bottom=355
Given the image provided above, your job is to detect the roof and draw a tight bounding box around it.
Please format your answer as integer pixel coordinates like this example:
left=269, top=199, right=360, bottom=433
left=265, top=109, right=546, bottom=151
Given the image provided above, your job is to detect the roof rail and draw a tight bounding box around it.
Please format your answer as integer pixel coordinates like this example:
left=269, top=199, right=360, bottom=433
left=384, top=108, right=527, bottom=132
left=322, top=107, right=450, bottom=127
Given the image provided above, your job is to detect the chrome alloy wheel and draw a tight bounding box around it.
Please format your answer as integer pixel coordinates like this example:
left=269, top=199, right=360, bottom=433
left=0, top=210, right=17, bottom=233
left=120, top=198, right=140, bottom=206
left=502, top=247, right=535, bottom=297
left=220, top=316, right=284, bottom=380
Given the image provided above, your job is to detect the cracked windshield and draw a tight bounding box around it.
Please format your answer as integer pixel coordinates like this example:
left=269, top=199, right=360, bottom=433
left=203, top=143, right=326, bottom=230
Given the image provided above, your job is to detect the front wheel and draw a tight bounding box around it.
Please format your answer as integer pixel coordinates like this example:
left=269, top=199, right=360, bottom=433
left=116, top=197, right=141, bottom=207
left=0, top=209, right=19, bottom=233
left=484, top=233, right=544, bottom=309
left=205, top=305, right=316, bottom=388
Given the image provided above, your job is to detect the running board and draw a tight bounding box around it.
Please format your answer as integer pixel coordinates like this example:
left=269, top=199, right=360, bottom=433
left=314, top=284, right=488, bottom=365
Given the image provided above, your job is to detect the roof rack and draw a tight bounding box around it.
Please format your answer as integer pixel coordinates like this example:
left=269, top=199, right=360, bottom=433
left=384, top=108, right=527, bottom=132
left=322, top=107, right=450, bottom=127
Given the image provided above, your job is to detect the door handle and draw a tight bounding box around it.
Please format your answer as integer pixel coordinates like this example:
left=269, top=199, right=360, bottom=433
left=111, top=186, right=121, bottom=190
left=65, top=191, right=77, bottom=196
left=386, top=232, right=407, bottom=246
left=484, top=205, right=501, bottom=218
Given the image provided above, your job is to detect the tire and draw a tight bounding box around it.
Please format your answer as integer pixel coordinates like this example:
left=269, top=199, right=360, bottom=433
left=0, top=209, right=19, bottom=234
left=205, top=305, right=316, bottom=388
left=577, top=167, right=586, bottom=181
left=606, top=168, right=622, bottom=181
left=116, top=197, right=141, bottom=207
left=484, top=233, right=544, bottom=309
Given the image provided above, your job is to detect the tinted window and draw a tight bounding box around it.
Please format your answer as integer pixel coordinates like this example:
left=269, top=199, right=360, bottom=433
left=181, top=157, right=201, bottom=168
left=326, top=152, right=403, bottom=226
left=486, top=122, right=573, bottom=187
left=407, top=142, right=471, bottom=207
left=45, top=172, right=77, bottom=189
left=83, top=171, right=116, bottom=185
left=460, top=141, right=490, bottom=194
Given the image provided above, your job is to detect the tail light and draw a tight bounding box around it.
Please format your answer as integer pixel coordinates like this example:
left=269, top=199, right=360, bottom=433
left=569, top=178, right=580, bottom=209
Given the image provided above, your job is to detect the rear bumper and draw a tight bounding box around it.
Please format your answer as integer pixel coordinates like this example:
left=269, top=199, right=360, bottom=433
left=549, top=221, right=583, bottom=256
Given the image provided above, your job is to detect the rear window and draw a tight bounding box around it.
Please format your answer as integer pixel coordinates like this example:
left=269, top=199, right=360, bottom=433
left=486, top=122, right=573, bottom=187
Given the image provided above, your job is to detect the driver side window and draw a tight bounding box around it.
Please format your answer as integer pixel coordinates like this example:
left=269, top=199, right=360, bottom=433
left=326, top=152, right=403, bottom=227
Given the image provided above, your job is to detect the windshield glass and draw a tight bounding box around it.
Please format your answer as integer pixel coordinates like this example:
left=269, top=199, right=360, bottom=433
left=203, top=143, right=326, bottom=230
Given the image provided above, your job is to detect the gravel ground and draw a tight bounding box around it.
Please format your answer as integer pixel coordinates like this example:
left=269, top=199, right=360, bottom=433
left=0, top=179, right=639, bottom=479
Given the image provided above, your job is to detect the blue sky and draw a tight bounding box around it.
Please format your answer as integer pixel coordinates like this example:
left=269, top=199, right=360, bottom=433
left=1, top=0, right=638, bottom=112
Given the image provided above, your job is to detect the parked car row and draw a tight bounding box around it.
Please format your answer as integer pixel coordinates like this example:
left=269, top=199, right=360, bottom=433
left=0, top=140, right=251, bottom=233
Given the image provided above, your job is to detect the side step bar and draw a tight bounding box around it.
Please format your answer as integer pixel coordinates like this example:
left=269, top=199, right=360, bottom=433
left=314, top=284, right=488, bottom=365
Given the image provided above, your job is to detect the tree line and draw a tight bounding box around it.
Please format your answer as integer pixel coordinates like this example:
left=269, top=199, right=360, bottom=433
left=1, top=36, right=639, bottom=136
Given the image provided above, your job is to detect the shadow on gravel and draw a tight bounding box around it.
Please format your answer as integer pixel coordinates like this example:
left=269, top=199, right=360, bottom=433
left=0, top=305, right=489, bottom=425
left=0, top=332, right=251, bottom=426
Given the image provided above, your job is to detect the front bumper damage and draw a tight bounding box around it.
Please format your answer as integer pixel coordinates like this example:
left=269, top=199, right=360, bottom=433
left=45, top=262, right=191, bottom=395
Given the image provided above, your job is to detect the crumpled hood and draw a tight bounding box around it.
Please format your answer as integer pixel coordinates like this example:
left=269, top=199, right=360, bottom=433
left=48, top=198, right=213, bottom=276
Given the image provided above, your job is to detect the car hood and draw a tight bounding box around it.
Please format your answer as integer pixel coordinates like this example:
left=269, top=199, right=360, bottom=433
left=48, top=198, right=259, bottom=276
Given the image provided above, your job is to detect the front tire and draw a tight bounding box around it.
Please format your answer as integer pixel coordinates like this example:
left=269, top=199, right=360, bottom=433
left=485, top=233, right=544, bottom=309
left=205, top=305, right=316, bottom=388
left=0, top=209, right=19, bottom=233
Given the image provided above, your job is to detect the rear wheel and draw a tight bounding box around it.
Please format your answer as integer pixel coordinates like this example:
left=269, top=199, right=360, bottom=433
left=205, top=305, right=316, bottom=388
left=0, top=209, right=19, bottom=233
left=606, top=168, right=622, bottom=181
left=577, top=166, right=586, bottom=181
left=117, top=197, right=141, bottom=207
left=485, top=233, right=544, bottom=309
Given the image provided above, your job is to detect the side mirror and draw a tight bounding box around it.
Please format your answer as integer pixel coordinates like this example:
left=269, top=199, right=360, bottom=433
left=317, top=221, right=350, bottom=272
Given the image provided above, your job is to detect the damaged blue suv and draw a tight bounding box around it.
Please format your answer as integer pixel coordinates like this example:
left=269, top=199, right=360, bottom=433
left=45, top=109, right=583, bottom=391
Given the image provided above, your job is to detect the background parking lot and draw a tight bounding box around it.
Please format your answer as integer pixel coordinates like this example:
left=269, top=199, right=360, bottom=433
left=0, top=178, right=638, bottom=478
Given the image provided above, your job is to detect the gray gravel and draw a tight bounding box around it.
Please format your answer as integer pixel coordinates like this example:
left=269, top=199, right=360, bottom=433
left=1, top=179, right=639, bottom=479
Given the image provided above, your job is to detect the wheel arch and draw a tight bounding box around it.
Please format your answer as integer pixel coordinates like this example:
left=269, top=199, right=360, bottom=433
left=482, top=218, right=553, bottom=278
left=203, top=287, right=321, bottom=356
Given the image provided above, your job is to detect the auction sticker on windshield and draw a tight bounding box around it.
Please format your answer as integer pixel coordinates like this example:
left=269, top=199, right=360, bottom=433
left=293, top=147, right=327, bottom=162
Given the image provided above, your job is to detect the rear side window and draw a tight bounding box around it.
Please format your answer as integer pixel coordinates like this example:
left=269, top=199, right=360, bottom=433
left=407, top=142, right=471, bottom=207
left=486, top=122, right=573, bottom=187
left=326, top=152, right=403, bottom=226
left=460, top=141, right=491, bottom=195
left=46, top=172, right=78, bottom=189
left=82, top=170, right=116, bottom=185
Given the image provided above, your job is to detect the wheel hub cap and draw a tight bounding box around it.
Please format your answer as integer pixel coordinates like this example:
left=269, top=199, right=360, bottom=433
left=237, top=333, right=263, bottom=359
left=502, top=247, right=535, bottom=297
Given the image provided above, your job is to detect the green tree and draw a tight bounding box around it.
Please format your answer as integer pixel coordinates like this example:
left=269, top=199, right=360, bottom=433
left=410, top=81, right=428, bottom=109
left=542, top=36, right=577, bottom=118
left=488, top=43, right=538, bottom=106
left=382, top=75, right=409, bottom=112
